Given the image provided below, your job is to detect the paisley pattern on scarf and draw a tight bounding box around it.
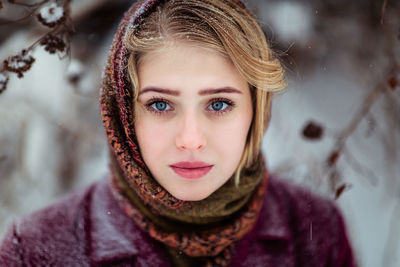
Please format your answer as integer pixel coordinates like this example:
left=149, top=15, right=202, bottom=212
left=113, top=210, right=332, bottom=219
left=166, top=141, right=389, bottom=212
left=100, top=0, right=268, bottom=265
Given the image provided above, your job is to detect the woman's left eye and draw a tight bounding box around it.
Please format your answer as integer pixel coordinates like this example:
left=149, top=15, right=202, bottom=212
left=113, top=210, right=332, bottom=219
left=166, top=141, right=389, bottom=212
left=207, top=100, right=233, bottom=113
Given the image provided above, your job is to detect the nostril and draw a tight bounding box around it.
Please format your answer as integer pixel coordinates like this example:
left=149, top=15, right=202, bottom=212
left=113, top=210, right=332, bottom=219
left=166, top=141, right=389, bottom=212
left=175, top=136, right=206, bottom=151
left=175, top=117, right=207, bottom=151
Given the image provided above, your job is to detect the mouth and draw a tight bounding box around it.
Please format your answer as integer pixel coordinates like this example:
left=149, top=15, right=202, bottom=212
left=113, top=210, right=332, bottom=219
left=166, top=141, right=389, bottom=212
left=169, top=161, right=213, bottom=179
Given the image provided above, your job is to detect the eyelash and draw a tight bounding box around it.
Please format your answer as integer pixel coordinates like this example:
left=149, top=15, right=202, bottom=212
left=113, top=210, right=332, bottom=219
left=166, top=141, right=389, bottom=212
left=144, top=97, right=235, bottom=116
left=206, top=97, right=235, bottom=115
left=144, top=97, right=174, bottom=116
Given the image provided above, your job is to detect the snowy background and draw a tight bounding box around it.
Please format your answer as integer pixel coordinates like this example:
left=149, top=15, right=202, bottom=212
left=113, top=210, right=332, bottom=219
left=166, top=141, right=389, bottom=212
left=1, top=1, right=399, bottom=266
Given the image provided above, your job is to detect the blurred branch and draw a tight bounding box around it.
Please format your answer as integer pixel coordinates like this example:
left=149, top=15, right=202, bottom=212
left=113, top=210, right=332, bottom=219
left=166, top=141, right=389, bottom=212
left=297, top=0, right=400, bottom=199
left=16, top=119, right=30, bottom=181
left=342, top=147, right=379, bottom=187
left=380, top=0, right=388, bottom=26
left=8, top=0, right=47, bottom=8
left=0, top=0, right=48, bottom=23
left=56, top=127, right=79, bottom=193
left=0, top=0, right=132, bottom=95
left=332, top=82, right=386, bottom=153
left=0, top=0, right=74, bottom=94
left=383, top=201, right=400, bottom=267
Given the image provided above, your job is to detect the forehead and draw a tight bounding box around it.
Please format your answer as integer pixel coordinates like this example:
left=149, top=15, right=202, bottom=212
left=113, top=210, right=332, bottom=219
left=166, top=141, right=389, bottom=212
left=137, top=41, right=248, bottom=93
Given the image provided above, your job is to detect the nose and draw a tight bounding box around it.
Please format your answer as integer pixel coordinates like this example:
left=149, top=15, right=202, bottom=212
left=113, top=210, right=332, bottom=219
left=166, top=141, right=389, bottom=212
left=175, top=112, right=207, bottom=152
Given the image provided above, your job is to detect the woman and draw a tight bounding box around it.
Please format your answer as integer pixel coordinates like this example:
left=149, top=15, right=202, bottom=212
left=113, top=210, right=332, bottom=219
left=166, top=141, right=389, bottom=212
left=0, top=0, right=356, bottom=266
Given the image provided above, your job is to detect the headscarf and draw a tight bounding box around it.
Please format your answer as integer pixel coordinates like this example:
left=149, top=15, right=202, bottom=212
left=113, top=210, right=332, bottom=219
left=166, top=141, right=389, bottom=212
left=100, top=0, right=268, bottom=266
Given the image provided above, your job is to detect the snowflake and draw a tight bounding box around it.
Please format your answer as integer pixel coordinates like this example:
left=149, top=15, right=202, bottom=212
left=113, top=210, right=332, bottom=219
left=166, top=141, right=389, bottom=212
left=37, top=2, right=65, bottom=27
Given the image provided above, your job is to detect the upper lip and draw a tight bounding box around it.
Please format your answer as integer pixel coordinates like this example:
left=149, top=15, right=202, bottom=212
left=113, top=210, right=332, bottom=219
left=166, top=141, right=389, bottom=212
left=170, top=161, right=213, bottom=169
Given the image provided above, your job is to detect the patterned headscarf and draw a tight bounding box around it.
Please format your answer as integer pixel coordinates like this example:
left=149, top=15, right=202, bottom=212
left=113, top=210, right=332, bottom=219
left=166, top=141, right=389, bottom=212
left=100, top=0, right=268, bottom=266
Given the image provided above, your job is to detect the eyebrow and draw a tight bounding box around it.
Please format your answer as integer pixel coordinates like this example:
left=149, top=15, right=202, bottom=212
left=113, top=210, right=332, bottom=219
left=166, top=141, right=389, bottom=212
left=138, top=86, right=243, bottom=96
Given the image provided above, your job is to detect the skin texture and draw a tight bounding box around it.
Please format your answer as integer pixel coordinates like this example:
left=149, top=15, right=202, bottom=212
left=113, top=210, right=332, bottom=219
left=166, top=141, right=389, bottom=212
left=135, top=41, right=253, bottom=201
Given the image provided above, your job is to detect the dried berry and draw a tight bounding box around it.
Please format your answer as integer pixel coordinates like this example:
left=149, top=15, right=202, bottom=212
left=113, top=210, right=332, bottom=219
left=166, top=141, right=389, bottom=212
left=302, top=121, right=324, bottom=140
left=335, top=183, right=351, bottom=200
left=40, top=34, right=66, bottom=54
left=4, top=52, right=35, bottom=78
left=388, top=76, right=398, bottom=90
left=327, top=150, right=341, bottom=167
left=36, top=2, right=65, bottom=28
left=0, top=72, right=9, bottom=94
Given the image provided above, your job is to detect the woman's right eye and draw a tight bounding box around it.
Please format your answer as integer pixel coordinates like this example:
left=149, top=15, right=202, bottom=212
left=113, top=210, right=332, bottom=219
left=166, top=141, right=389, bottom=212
left=152, top=101, right=170, bottom=111
left=146, top=100, right=172, bottom=114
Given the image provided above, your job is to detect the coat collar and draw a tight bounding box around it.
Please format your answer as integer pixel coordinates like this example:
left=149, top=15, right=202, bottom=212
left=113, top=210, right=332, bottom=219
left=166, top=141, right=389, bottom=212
left=252, top=175, right=292, bottom=241
left=87, top=176, right=291, bottom=264
left=88, top=178, right=140, bottom=264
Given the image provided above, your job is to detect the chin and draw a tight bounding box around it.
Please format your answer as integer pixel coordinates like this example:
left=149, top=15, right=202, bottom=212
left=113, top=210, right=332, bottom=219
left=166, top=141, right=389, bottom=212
left=169, top=188, right=212, bottom=202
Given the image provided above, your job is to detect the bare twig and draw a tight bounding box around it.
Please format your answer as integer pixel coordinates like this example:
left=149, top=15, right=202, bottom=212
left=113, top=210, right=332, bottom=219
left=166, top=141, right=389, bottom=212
left=381, top=0, right=388, bottom=26
left=0, top=0, right=49, bottom=24
left=342, top=147, right=379, bottom=187
left=332, top=82, right=386, bottom=153
left=323, top=0, right=398, bottom=199
left=383, top=201, right=400, bottom=267
left=0, top=0, right=74, bottom=94
left=16, top=119, right=31, bottom=181
left=8, top=0, right=48, bottom=8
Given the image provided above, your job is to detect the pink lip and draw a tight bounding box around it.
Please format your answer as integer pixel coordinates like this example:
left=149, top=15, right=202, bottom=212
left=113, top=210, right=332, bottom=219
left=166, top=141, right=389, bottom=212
left=169, top=161, right=213, bottom=179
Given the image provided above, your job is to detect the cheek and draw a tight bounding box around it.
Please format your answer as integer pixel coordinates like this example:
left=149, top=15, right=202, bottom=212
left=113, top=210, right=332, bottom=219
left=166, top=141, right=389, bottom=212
left=135, top=117, right=173, bottom=161
left=211, top=112, right=252, bottom=157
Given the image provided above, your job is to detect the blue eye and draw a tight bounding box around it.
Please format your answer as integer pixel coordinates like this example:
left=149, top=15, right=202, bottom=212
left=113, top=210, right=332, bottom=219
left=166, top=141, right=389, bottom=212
left=151, top=101, right=170, bottom=111
left=209, top=101, right=228, bottom=111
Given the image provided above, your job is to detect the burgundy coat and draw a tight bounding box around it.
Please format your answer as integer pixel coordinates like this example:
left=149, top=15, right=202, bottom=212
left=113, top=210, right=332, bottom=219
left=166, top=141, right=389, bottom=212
left=0, top=175, right=355, bottom=266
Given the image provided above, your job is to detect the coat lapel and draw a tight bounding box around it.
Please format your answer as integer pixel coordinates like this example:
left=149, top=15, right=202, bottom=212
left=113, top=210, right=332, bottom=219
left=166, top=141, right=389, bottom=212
left=88, top=179, right=140, bottom=264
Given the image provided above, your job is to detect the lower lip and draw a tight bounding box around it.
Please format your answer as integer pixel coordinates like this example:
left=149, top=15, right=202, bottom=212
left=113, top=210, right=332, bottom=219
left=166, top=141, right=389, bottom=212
left=170, top=166, right=213, bottom=179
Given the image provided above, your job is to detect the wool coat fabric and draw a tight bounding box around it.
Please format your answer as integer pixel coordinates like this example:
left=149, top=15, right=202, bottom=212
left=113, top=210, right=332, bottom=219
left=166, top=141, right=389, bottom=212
left=0, top=175, right=355, bottom=266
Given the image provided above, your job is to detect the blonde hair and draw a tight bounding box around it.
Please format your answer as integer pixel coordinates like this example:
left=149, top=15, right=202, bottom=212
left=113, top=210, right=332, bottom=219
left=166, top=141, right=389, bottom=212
left=125, top=0, right=286, bottom=185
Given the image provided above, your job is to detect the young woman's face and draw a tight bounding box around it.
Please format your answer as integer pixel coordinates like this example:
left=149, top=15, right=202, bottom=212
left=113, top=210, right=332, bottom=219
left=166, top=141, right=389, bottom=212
left=135, top=42, right=253, bottom=201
